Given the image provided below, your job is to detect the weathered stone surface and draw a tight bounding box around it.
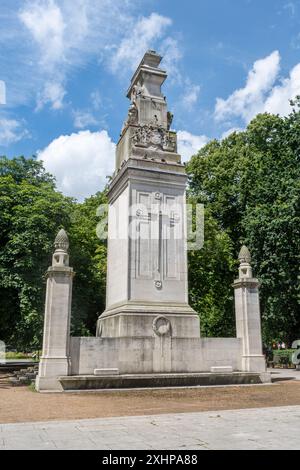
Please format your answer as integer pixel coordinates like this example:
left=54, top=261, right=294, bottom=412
left=36, top=229, right=74, bottom=392
left=94, top=368, right=119, bottom=376
left=69, top=336, right=243, bottom=375
left=59, top=371, right=267, bottom=391
left=233, top=246, right=265, bottom=373
left=210, top=366, right=233, bottom=373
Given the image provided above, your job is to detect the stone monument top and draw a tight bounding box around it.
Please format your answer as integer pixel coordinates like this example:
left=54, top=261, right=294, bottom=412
left=116, top=50, right=179, bottom=170
left=141, top=50, right=162, bottom=68
left=126, top=50, right=166, bottom=101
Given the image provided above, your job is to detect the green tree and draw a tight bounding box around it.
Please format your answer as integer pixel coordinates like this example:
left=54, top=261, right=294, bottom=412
left=0, top=156, right=73, bottom=350
left=68, top=191, right=107, bottom=336
left=242, top=111, right=300, bottom=343
left=188, top=207, right=236, bottom=337
left=0, top=156, right=108, bottom=349
left=186, top=105, right=300, bottom=343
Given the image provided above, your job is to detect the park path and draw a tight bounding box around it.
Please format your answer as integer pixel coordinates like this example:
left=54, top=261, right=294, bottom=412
left=0, top=405, right=299, bottom=450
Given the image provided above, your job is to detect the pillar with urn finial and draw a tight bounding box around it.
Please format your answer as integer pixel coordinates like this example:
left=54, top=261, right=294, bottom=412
left=233, top=245, right=266, bottom=372
left=36, top=229, right=74, bottom=391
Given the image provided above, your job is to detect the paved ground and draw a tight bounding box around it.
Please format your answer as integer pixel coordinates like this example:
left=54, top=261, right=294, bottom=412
left=0, top=405, right=299, bottom=450
left=0, top=375, right=300, bottom=423
left=0, top=369, right=299, bottom=450
left=270, top=368, right=300, bottom=381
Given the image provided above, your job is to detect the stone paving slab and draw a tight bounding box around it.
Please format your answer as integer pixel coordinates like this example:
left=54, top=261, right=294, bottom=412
left=270, top=368, right=300, bottom=381
left=0, top=405, right=299, bottom=450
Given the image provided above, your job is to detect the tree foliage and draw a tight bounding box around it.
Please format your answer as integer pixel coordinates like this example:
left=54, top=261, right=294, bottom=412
left=0, top=156, right=73, bottom=349
left=68, top=192, right=107, bottom=336
left=188, top=206, right=236, bottom=337
left=0, top=156, right=107, bottom=350
left=187, top=104, right=300, bottom=342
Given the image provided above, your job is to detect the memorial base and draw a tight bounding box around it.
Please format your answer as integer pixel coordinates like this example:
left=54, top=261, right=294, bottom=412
left=59, top=371, right=271, bottom=391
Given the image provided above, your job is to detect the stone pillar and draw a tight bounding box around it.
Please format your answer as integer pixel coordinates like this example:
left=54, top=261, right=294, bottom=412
left=233, top=245, right=266, bottom=373
left=36, top=229, right=74, bottom=391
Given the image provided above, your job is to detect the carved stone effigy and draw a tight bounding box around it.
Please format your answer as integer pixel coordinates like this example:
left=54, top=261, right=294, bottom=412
left=122, top=103, right=138, bottom=130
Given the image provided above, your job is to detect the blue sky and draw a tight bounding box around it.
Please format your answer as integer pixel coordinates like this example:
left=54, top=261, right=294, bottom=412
left=1, top=0, right=300, bottom=199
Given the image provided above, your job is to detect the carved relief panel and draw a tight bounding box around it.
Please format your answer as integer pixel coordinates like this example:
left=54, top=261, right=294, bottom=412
left=132, top=125, right=177, bottom=152
left=130, top=185, right=186, bottom=302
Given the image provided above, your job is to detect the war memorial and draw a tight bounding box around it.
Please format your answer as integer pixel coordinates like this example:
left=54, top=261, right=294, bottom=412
left=36, top=51, right=269, bottom=392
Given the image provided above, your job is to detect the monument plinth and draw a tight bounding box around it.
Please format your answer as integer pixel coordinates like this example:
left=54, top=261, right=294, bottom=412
left=96, top=50, right=200, bottom=341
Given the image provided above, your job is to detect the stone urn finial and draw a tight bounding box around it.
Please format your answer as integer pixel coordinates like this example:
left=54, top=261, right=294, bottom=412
left=54, top=229, right=69, bottom=252
left=238, top=245, right=251, bottom=264
left=238, top=245, right=252, bottom=278
left=52, top=229, right=69, bottom=267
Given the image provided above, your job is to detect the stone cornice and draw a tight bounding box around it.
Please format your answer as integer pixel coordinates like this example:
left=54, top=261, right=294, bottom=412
left=108, top=157, right=187, bottom=203
left=232, top=278, right=259, bottom=289
left=46, top=266, right=75, bottom=278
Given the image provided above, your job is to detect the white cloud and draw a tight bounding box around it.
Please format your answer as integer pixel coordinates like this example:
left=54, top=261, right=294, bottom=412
left=37, top=130, right=115, bottom=200
left=215, top=50, right=300, bottom=127
left=263, top=63, right=300, bottom=116
left=283, top=2, right=296, bottom=18
left=36, top=81, right=66, bottom=110
left=110, top=13, right=173, bottom=73
left=0, top=0, right=131, bottom=109
left=221, top=127, right=243, bottom=139
left=18, top=0, right=70, bottom=110
left=0, top=118, right=29, bottom=146
left=0, top=81, right=6, bottom=105
left=181, top=84, right=200, bottom=111
left=160, top=37, right=182, bottom=80
left=90, top=90, right=102, bottom=110
left=73, top=110, right=100, bottom=129
left=177, top=130, right=209, bottom=162
left=291, top=31, right=300, bottom=50
left=215, top=51, right=280, bottom=123
left=19, top=0, right=65, bottom=70
left=10, top=2, right=181, bottom=110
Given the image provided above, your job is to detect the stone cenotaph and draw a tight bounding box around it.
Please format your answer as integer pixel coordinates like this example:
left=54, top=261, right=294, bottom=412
left=36, top=51, right=269, bottom=391
left=96, top=50, right=200, bottom=348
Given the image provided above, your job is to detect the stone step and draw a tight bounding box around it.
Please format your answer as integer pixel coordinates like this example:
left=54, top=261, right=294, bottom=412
left=59, top=371, right=271, bottom=391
